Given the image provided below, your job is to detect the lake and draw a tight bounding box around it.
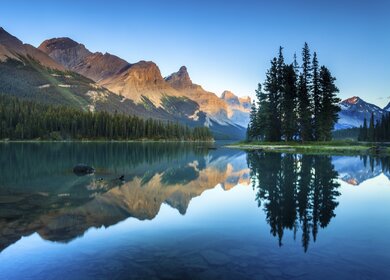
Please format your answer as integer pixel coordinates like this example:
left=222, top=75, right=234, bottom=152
left=0, top=142, right=389, bottom=280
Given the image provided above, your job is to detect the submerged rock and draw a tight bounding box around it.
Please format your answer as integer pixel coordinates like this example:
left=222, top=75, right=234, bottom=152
left=73, top=164, right=95, bottom=176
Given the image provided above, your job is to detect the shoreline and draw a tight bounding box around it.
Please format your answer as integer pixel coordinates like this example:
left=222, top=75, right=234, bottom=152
left=226, top=141, right=390, bottom=155
left=0, top=139, right=215, bottom=144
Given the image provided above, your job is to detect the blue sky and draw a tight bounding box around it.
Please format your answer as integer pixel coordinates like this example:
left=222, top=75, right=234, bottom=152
left=2, top=0, right=389, bottom=106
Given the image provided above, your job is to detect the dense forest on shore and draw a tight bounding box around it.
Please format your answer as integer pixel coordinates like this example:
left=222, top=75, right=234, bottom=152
left=358, top=113, right=390, bottom=142
left=247, top=43, right=340, bottom=142
left=0, top=94, right=213, bottom=141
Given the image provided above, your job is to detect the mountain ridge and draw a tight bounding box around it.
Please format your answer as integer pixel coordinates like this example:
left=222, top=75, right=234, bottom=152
left=38, top=35, right=250, bottom=131
left=337, top=96, right=387, bottom=130
left=0, top=27, right=247, bottom=139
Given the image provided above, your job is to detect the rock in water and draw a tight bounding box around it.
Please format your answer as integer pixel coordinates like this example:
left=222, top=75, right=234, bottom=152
left=73, top=164, right=95, bottom=176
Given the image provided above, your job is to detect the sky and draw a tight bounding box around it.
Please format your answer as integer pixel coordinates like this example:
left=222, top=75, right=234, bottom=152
left=1, top=0, right=389, bottom=106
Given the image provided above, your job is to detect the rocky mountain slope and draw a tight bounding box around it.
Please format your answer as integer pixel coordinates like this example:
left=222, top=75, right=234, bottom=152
left=38, top=36, right=249, bottom=135
left=221, top=90, right=251, bottom=127
left=0, top=28, right=248, bottom=139
left=0, top=27, right=64, bottom=70
left=336, top=96, right=386, bottom=130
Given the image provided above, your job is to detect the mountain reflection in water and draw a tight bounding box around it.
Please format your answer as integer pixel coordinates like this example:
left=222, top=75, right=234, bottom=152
left=1, top=143, right=390, bottom=255
left=0, top=143, right=249, bottom=252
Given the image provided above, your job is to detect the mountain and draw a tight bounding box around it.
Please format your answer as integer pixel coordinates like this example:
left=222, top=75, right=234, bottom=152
left=39, top=38, right=184, bottom=105
left=38, top=36, right=248, bottom=138
left=336, top=96, right=385, bottom=130
left=39, top=38, right=194, bottom=107
left=0, top=27, right=64, bottom=70
left=0, top=33, right=181, bottom=119
left=384, top=102, right=390, bottom=112
left=39, top=37, right=129, bottom=82
left=221, top=90, right=251, bottom=127
left=0, top=28, right=248, bottom=139
left=165, top=66, right=232, bottom=124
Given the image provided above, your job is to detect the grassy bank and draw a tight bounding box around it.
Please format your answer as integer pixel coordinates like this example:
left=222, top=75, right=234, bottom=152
left=226, top=140, right=390, bottom=155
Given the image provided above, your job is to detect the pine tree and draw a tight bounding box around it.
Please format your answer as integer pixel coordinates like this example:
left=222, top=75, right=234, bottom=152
left=358, top=118, right=368, bottom=141
left=247, top=100, right=258, bottom=140
left=368, top=113, right=375, bottom=142
left=255, top=83, right=270, bottom=141
left=264, top=57, right=281, bottom=141
left=0, top=94, right=213, bottom=141
left=248, top=44, right=340, bottom=143
left=281, top=64, right=297, bottom=141
left=298, top=43, right=313, bottom=141
left=312, top=52, right=321, bottom=140
left=318, top=66, right=340, bottom=141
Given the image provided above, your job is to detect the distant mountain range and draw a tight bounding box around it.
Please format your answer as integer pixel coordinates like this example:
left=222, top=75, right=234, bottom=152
left=0, top=27, right=250, bottom=139
left=336, top=96, right=389, bottom=130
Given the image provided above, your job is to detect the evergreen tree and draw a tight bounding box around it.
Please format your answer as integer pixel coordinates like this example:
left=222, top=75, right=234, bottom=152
left=264, top=57, right=281, bottom=141
left=281, top=64, right=297, bottom=141
left=318, top=66, right=340, bottom=141
left=248, top=44, right=339, bottom=143
left=312, top=52, right=321, bottom=140
left=368, top=113, right=375, bottom=142
left=255, top=83, right=271, bottom=141
left=298, top=43, right=313, bottom=141
left=359, top=118, right=368, bottom=141
left=247, top=100, right=258, bottom=140
left=0, top=94, right=213, bottom=141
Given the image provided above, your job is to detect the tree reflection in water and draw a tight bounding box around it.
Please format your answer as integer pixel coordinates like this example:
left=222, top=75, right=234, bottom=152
left=247, top=151, right=340, bottom=252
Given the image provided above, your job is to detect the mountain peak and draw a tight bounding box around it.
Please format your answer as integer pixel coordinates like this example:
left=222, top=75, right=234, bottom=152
left=39, top=37, right=84, bottom=52
left=0, top=27, right=24, bottom=50
left=384, top=102, right=390, bottom=112
left=39, top=37, right=92, bottom=70
left=221, top=90, right=238, bottom=100
left=165, top=65, right=193, bottom=89
left=179, top=65, right=187, bottom=72
left=342, top=96, right=363, bottom=105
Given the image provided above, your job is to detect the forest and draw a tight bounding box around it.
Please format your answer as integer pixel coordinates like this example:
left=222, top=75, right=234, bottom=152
left=358, top=113, right=390, bottom=142
left=247, top=43, right=340, bottom=142
left=0, top=94, right=213, bottom=141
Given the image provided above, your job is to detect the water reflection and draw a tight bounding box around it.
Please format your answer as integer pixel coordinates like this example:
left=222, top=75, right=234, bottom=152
left=2, top=143, right=390, bottom=255
left=247, top=152, right=340, bottom=251
left=334, top=155, right=390, bottom=185
left=0, top=143, right=249, bottom=252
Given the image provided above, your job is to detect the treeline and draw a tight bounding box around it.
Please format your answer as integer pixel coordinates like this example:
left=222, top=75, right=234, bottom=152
left=358, top=113, right=390, bottom=142
left=247, top=43, right=340, bottom=142
left=0, top=94, right=213, bottom=141
left=332, top=127, right=360, bottom=140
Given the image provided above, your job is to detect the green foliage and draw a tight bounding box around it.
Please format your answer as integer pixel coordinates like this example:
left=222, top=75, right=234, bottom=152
left=0, top=94, right=213, bottom=141
left=333, top=128, right=360, bottom=140
left=281, top=64, right=297, bottom=141
left=358, top=112, right=390, bottom=142
left=318, top=66, right=341, bottom=140
left=247, top=43, right=340, bottom=142
left=0, top=57, right=93, bottom=108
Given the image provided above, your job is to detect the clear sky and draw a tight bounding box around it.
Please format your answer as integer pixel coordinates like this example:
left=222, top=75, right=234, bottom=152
left=2, top=0, right=389, bottom=106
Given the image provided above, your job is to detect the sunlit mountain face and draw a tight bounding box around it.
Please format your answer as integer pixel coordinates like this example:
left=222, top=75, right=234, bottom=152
left=0, top=28, right=249, bottom=139
left=336, top=96, right=387, bottom=130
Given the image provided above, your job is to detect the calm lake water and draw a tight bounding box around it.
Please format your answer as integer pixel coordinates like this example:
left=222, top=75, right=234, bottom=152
left=0, top=142, right=390, bottom=280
